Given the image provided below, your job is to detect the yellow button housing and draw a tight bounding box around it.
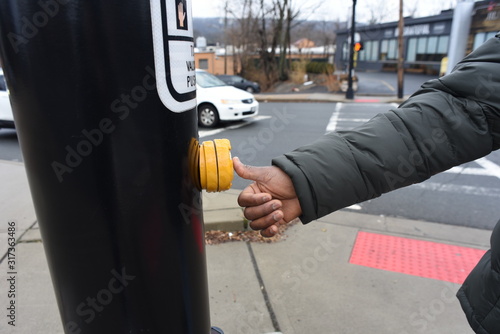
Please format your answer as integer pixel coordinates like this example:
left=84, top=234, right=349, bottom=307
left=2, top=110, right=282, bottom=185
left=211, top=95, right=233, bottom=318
left=194, top=138, right=233, bottom=192
left=203, top=140, right=218, bottom=192
left=213, top=139, right=233, bottom=191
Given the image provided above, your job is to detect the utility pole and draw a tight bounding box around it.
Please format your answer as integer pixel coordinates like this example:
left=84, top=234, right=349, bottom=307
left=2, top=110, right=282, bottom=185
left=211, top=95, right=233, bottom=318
left=224, top=1, right=228, bottom=74
left=397, top=0, right=404, bottom=99
left=345, top=0, right=357, bottom=100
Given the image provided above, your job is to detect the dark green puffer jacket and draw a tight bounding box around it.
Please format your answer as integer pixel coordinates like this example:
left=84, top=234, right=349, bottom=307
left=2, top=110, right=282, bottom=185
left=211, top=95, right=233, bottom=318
left=272, top=34, right=500, bottom=333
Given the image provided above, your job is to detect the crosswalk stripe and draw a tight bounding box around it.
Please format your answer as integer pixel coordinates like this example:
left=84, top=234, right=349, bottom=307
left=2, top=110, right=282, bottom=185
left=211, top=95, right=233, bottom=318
left=475, top=157, right=500, bottom=180
left=445, top=166, right=493, bottom=176
left=412, top=181, right=500, bottom=198
left=325, top=102, right=342, bottom=133
left=199, top=116, right=271, bottom=138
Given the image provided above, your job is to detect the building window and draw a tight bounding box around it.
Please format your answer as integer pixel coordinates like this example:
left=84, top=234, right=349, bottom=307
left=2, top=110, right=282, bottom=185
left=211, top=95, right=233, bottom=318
left=359, top=40, right=379, bottom=61
left=427, top=36, right=438, bottom=54
left=380, top=39, right=398, bottom=60
left=406, top=35, right=449, bottom=62
left=342, top=41, right=351, bottom=62
left=380, top=38, right=398, bottom=60
left=198, top=59, right=209, bottom=70
left=436, top=36, right=449, bottom=54
left=380, top=40, right=388, bottom=60
left=372, top=38, right=398, bottom=60
left=353, top=39, right=381, bottom=62
left=369, top=41, right=379, bottom=61
left=407, top=38, right=417, bottom=62
left=387, top=39, right=397, bottom=60
left=417, top=37, right=428, bottom=55
left=473, top=31, right=497, bottom=50
left=359, top=41, right=370, bottom=61
left=358, top=42, right=366, bottom=61
left=473, top=33, right=485, bottom=50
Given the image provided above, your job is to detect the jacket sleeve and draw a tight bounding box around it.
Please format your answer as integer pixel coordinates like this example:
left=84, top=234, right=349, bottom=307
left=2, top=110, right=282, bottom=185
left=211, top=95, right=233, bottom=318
left=272, top=35, right=500, bottom=224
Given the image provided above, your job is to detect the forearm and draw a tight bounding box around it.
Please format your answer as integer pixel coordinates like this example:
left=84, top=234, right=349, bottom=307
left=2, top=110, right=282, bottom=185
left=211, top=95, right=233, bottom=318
left=273, top=90, right=494, bottom=224
left=274, top=35, right=500, bottom=224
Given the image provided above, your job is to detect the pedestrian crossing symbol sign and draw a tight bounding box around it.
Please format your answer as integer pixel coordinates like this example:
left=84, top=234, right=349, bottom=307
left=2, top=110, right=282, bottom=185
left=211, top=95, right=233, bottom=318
left=150, top=0, right=196, bottom=113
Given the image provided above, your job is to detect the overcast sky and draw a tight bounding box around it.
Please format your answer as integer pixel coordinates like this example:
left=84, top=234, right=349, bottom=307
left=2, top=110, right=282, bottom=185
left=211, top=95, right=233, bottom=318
left=191, top=0, right=460, bottom=23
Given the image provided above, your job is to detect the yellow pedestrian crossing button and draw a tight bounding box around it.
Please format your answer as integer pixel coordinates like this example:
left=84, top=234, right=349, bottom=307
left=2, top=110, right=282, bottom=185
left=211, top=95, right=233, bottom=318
left=203, top=140, right=218, bottom=192
left=213, top=139, right=233, bottom=192
left=190, top=138, right=233, bottom=192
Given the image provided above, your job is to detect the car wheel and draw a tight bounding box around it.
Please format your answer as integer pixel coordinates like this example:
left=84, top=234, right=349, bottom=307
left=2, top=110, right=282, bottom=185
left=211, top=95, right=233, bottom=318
left=198, top=104, right=220, bottom=128
left=245, top=86, right=255, bottom=93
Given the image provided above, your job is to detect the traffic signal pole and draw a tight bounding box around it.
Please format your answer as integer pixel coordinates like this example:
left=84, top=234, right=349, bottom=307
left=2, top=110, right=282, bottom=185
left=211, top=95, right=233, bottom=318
left=397, top=0, right=405, bottom=99
left=0, top=1, right=222, bottom=333
left=346, top=0, right=357, bottom=100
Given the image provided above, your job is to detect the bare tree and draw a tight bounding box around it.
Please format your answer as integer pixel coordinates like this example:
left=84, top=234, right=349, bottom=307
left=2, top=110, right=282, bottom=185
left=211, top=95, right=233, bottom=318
left=255, top=0, right=278, bottom=85
left=404, top=1, right=419, bottom=17
left=223, top=0, right=319, bottom=87
left=316, top=20, right=337, bottom=56
left=276, top=0, right=289, bottom=81
left=225, top=0, right=260, bottom=77
left=361, top=0, right=459, bottom=24
left=365, top=1, right=397, bottom=24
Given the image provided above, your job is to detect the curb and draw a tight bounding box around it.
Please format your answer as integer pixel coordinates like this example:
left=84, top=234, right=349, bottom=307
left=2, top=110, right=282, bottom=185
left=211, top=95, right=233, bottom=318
left=254, top=93, right=410, bottom=104
left=202, top=190, right=246, bottom=231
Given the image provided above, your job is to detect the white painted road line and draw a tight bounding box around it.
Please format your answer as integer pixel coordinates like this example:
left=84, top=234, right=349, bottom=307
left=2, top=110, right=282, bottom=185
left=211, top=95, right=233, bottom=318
left=475, top=157, right=500, bottom=180
left=445, top=166, right=494, bottom=177
left=326, top=102, right=342, bottom=133
left=444, top=158, right=500, bottom=180
left=199, top=115, right=271, bottom=138
left=336, top=118, right=371, bottom=122
left=412, top=181, right=500, bottom=198
left=346, top=204, right=362, bottom=210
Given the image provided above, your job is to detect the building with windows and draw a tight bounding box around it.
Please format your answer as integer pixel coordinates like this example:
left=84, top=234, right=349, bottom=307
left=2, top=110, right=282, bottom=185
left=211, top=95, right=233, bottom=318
left=468, top=1, right=500, bottom=52
left=335, top=0, right=500, bottom=74
left=194, top=46, right=240, bottom=76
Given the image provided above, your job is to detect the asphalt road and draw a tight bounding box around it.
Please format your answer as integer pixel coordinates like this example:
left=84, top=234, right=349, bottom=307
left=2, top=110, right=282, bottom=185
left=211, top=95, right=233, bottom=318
left=201, top=102, right=500, bottom=231
left=356, top=71, right=437, bottom=96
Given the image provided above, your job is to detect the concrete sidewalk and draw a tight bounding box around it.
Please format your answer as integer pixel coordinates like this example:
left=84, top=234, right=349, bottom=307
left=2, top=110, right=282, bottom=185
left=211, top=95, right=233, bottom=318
left=0, top=157, right=489, bottom=333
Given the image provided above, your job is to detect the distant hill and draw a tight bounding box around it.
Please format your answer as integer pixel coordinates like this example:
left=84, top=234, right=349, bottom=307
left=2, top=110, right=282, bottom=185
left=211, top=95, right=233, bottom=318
left=193, top=18, right=225, bottom=46
left=193, top=17, right=347, bottom=47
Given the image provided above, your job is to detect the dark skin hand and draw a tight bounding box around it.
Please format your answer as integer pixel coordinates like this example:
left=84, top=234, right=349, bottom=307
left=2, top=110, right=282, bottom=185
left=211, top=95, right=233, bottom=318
left=233, top=157, right=302, bottom=237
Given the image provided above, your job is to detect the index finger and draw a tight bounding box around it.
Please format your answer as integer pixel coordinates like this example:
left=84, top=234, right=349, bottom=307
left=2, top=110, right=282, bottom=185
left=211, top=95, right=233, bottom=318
left=237, top=183, right=272, bottom=207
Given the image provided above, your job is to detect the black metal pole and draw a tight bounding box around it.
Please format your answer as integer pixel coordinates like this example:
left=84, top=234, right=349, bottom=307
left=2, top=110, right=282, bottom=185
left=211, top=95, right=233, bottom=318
left=345, top=0, right=357, bottom=100
left=397, top=0, right=405, bottom=99
left=0, top=1, right=211, bottom=333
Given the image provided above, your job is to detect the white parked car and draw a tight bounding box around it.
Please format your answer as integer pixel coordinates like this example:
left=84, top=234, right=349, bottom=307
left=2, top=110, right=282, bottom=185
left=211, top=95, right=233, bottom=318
left=196, top=69, right=258, bottom=128
left=0, top=69, right=15, bottom=129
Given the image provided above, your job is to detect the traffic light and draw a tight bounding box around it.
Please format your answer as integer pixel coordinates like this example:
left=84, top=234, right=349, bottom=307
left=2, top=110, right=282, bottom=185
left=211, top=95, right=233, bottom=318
left=354, top=42, right=364, bottom=52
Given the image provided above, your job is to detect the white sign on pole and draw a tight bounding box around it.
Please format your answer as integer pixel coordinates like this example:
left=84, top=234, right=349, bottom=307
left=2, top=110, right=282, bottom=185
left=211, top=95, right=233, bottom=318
left=150, top=0, right=196, bottom=113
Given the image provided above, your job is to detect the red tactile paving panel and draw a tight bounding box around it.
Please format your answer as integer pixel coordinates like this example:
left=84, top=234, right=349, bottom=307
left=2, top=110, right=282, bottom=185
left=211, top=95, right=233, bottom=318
left=349, top=231, right=487, bottom=284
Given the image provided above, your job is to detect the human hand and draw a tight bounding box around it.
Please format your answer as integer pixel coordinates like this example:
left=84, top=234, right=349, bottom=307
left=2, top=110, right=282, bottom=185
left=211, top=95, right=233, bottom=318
left=233, top=157, right=302, bottom=237
left=177, top=1, right=186, bottom=27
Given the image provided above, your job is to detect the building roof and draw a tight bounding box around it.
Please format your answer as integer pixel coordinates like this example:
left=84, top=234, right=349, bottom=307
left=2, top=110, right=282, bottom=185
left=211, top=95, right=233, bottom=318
left=336, top=9, right=455, bottom=36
